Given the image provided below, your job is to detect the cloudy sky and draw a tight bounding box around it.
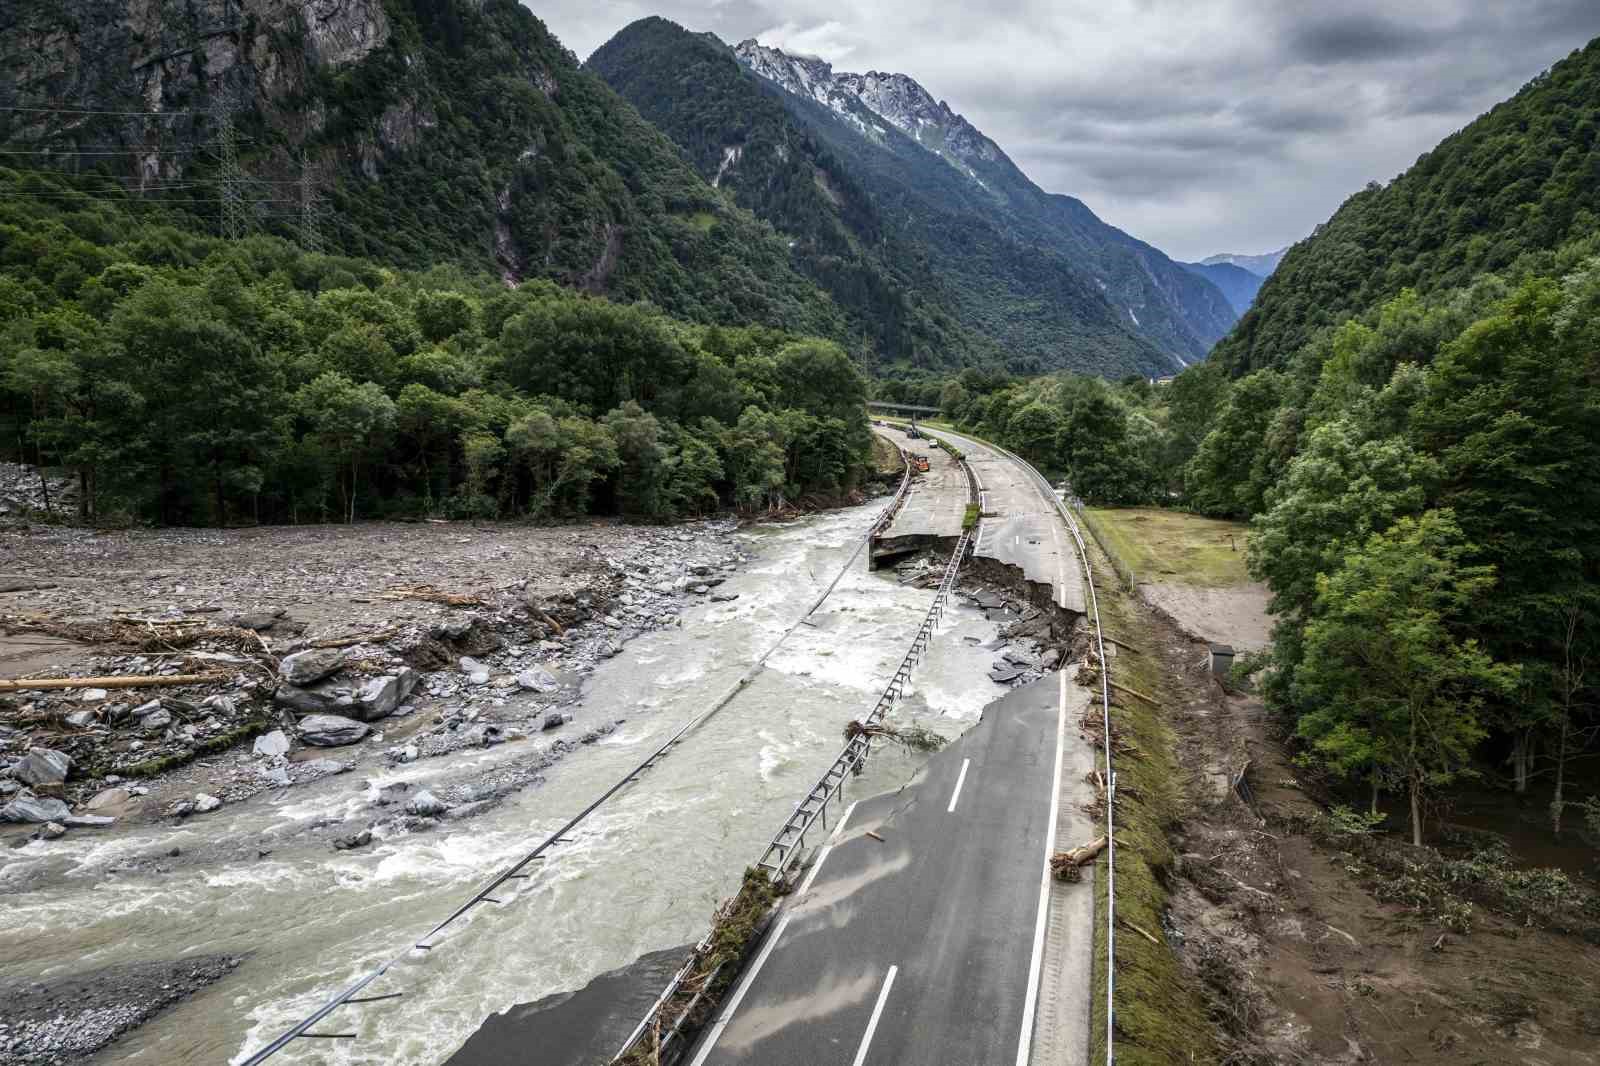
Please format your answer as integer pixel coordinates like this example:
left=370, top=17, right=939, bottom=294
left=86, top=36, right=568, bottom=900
left=533, top=1, right=1600, bottom=262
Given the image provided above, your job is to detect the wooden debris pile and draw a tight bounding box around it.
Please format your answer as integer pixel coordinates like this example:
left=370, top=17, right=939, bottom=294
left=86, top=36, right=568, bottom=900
left=1051, top=835, right=1109, bottom=882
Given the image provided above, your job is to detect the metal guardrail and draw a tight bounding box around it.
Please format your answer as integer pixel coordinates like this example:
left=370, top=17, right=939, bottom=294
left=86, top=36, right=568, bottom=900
left=611, top=466, right=976, bottom=1065
left=236, top=451, right=916, bottom=1065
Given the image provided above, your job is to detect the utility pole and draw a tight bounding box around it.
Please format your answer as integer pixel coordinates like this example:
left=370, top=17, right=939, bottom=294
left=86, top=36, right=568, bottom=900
left=215, top=89, right=249, bottom=240
left=298, top=154, right=324, bottom=253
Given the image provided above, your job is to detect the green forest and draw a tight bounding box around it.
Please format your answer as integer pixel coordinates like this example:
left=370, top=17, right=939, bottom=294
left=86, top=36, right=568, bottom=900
left=0, top=170, right=874, bottom=527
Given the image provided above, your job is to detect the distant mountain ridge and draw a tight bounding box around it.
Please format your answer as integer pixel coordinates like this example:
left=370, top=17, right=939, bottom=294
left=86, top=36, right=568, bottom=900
left=729, top=38, right=1239, bottom=369
left=1200, top=249, right=1288, bottom=276
left=1178, top=260, right=1265, bottom=315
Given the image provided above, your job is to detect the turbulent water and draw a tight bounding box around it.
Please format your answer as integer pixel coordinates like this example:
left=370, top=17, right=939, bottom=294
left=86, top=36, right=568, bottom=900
left=1, top=502, right=1000, bottom=1066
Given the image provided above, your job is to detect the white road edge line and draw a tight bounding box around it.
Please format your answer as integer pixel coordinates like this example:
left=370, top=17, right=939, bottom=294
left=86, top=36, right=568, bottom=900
left=947, top=757, right=972, bottom=814
left=687, top=801, right=859, bottom=1066
left=1015, top=669, right=1068, bottom=1066
left=851, top=965, right=899, bottom=1066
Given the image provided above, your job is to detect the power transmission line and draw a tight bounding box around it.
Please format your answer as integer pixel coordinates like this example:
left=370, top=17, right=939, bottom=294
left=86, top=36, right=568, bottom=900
left=298, top=155, right=324, bottom=253
left=213, top=93, right=248, bottom=239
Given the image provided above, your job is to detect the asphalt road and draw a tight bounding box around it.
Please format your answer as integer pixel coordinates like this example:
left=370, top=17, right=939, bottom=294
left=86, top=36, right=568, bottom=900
left=872, top=426, right=967, bottom=541
left=687, top=671, right=1072, bottom=1066
left=918, top=427, right=1086, bottom=615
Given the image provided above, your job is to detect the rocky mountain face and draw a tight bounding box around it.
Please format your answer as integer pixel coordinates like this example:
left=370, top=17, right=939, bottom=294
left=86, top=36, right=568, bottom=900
left=736, top=43, right=1003, bottom=182
left=732, top=39, right=1238, bottom=368
left=0, top=0, right=842, bottom=339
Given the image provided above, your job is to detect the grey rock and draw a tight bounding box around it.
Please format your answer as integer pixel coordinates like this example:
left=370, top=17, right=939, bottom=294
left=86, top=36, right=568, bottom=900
left=140, top=709, right=173, bottom=732
left=709, top=593, right=740, bottom=603
left=297, top=715, right=370, bottom=747
left=691, top=584, right=710, bottom=595
left=41, top=821, right=66, bottom=839
left=599, top=641, right=622, bottom=659
left=61, top=813, right=116, bottom=828
left=279, top=647, right=348, bottom=686
left=14, top=748, right=71, bottom=788
left=396, top=744, right=419, bottom=763
left=541, top=712, right=566, bottom=731
left=463, top=724, right=503, bottom=748
left=194, top=793, right=222, bottom=813
left=84, top=787, right=132, bottom=811
left=515, top=666, right=559, bottom=694
left=275, top=681, right=352, bottom=716
left=603, top=615, right=623, bottom=630
left=299, top=758, right=347, bottom=778
left=232, top=608, right=287, bottom=631
left=441, top=799, right=493, bottom=821
left=333, top=829, right=373, bottom=850
left=407, top=790, right=449, bottom=816
left=538, top=640, right=563, bottom=654
left=1041, top=648, right=1062, bottom=668
left=350, top=670, right=419, bottom=721
left=262, top=766, right=292, bottom=788
left=253, top=729, right=291, bottom=757
left=131, top=699, right=163, bottom=719
left=64, top=709, right=96, bottom=729
left=1, top=791, right=70, bottom=824
left=988, top=663, right=1027, bottom=683
left=79, top=687, right=109, bottom=701
left=167, top=800, right=196, bottom=818
left=442, top=618, right=474, bottom=640
left=457, top=656, right=486, bottom=675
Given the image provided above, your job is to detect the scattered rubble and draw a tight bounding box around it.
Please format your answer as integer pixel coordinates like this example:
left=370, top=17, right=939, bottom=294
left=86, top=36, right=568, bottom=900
left=1, top=517, right=751, bottom=840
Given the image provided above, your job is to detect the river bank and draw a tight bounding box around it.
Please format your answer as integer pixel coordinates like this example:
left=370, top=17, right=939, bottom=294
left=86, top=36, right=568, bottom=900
left=0, top=499, right=1010, bottom=1066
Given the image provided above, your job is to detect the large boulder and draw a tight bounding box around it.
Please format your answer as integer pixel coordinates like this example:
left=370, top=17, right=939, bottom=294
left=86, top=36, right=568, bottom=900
left=515, top=666, right=559, bottom=694
left=407, top=790, right=449, bottom=816
left=274, top=682, right=348, bottom=716
left=84, top=787, right=132, bottom=812
left=277, top=670, right=417, bottom=722
left=253, top=729, right=290, bottom=757
left=13, top=748, right=71, bottom=788
left=297, top=715, right=370, bottom=747
left=278, top=647, right=348, bottom=686
left=1, top=790, right=71, bottom=824
left=351, top=669, right=419, bottom=722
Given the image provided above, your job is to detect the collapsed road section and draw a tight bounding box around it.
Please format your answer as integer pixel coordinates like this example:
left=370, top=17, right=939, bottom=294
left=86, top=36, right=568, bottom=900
left=867, top=424, right=969, bottom=569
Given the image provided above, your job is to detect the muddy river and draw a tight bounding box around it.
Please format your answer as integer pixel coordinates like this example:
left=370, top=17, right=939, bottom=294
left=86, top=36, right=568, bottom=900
left=1, top=502, right=999, bottom=1065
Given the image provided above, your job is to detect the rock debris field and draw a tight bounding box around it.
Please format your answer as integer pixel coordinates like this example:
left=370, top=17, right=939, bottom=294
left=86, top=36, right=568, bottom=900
left=0, top=518, right=747, bottom=848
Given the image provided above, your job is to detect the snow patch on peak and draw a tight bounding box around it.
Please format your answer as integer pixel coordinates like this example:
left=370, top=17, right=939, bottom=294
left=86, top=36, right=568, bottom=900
left=734, top=39, right=1006, bottom=179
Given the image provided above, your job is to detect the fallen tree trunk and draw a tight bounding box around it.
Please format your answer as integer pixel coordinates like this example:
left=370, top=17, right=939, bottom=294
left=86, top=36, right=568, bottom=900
left=0, top=672, right=229, bottom=693
left=1050, top=835, right=1109, bottom=881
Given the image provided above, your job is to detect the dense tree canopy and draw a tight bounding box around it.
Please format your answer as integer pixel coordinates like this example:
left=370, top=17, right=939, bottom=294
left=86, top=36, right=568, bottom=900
left=0, top=171, right=873, bottom=527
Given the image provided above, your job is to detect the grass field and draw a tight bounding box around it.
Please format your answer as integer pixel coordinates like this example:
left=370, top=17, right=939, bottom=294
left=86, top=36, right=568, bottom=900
left=1083, top=507, right=1251, bottom=588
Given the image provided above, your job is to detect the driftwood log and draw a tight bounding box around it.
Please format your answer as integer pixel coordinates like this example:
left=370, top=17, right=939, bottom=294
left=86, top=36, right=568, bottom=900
left=0, top=672, right=229, bottom=693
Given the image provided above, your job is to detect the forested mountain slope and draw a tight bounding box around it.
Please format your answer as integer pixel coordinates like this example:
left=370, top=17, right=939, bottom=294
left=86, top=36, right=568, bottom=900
left=589, top=18, right=1225, bottom=378
left=584, top=17, right=996, bottom=372
left=1212, top=38, right=1600, bottom=375
left=0, top=0, right=842, bottom=341
left=732, top=38, right=1238, bottom=366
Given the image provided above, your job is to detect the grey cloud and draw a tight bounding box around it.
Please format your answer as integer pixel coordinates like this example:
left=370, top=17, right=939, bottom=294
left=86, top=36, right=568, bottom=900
left=534, top=0, right=1600, bottom=259
left=1282, top=12, right=1434, bottom=66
